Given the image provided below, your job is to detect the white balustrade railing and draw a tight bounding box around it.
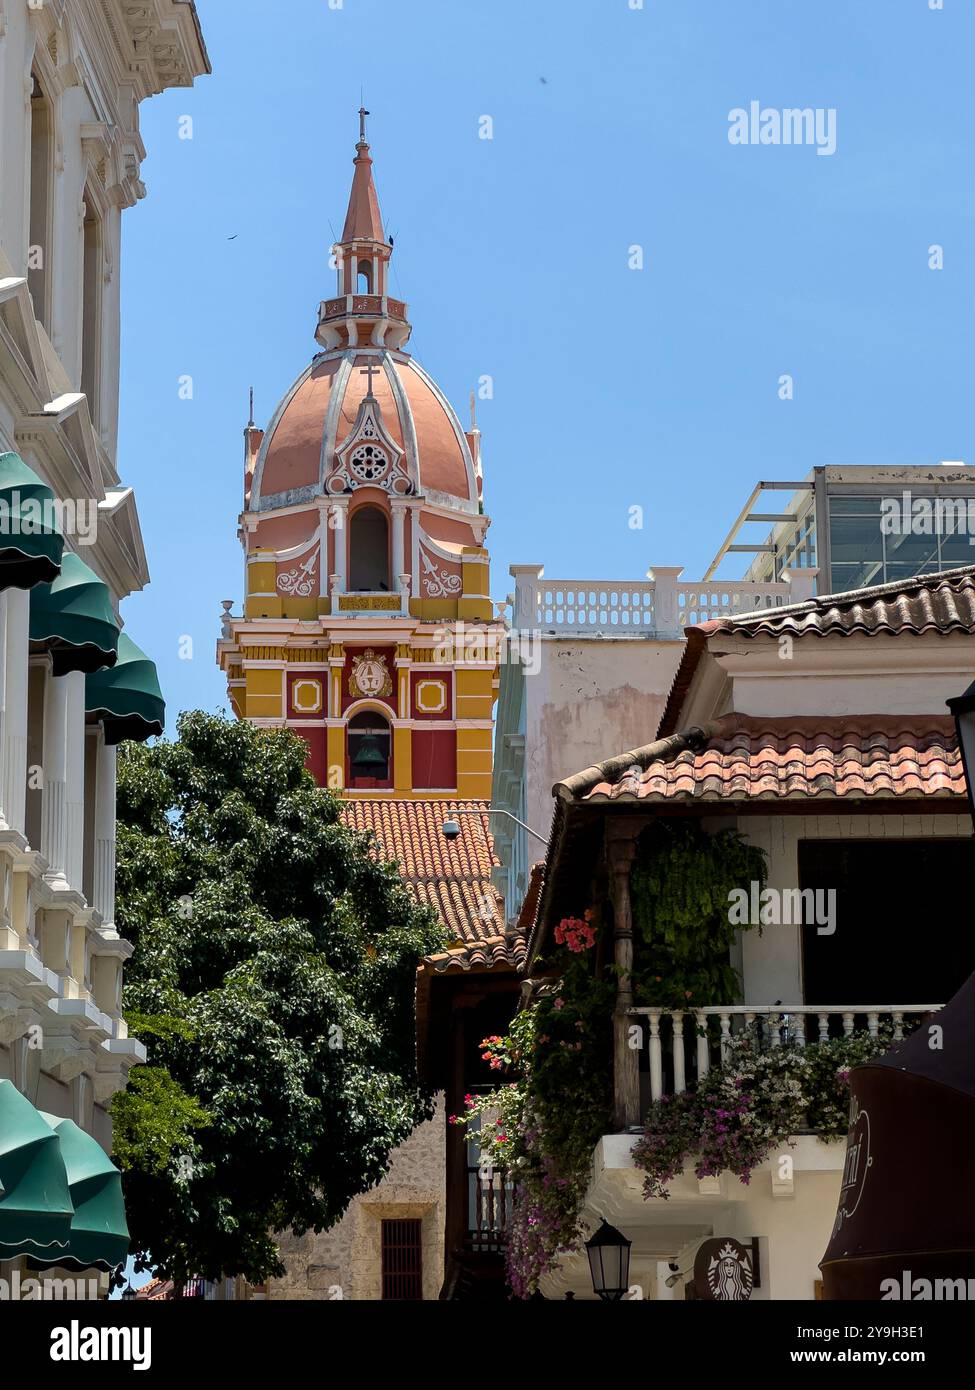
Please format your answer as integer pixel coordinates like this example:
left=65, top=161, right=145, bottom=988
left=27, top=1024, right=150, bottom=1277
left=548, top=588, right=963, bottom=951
left=509, top=565, right=808, bottom=638
left=525, top=580, right=657, bottom=633
left=676, top=581, right=790, bottom=627
left=631, top=1004, right=943, bottom=1104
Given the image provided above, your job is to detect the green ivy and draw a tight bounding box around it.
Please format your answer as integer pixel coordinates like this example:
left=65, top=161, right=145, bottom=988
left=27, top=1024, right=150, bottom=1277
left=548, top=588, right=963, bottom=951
left=630, top=821, right=767, bottom=1007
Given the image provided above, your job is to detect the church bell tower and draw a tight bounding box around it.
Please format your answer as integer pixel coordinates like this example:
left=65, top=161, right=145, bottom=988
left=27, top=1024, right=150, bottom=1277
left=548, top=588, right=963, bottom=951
left=218, top=113, right=501, bottom=801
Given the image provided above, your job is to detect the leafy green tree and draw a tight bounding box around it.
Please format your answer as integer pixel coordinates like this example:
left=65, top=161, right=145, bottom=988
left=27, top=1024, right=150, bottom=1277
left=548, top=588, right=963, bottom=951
left=111, top=711, right=445, bottom=1284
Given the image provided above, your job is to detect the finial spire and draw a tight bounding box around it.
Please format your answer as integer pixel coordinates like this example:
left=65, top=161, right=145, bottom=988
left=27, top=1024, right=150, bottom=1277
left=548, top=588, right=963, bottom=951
left=248, top=386, right=255, bottom=428
left=341, top=107, right=385, bottom=243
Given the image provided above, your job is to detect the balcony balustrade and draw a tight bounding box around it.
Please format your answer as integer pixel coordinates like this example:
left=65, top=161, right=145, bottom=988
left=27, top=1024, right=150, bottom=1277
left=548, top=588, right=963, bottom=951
left=630, top=1003, right=944, bottom=1106
left=510, top=565, right=810, bottom=638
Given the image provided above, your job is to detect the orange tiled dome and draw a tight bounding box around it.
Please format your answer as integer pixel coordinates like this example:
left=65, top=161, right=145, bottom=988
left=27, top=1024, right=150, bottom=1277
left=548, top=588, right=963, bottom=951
left=250, top=348, right=478, bottom=510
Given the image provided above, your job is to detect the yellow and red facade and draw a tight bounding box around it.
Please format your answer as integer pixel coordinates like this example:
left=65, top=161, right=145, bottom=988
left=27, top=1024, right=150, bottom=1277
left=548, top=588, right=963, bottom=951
left=218, top=115, right=501, bottom=801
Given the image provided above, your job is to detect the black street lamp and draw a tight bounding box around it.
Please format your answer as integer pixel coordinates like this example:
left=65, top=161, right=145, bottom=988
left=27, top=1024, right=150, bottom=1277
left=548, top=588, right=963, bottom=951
left=948, top=679, right=975, bottom=829
left=585, top=1219, right=632, bottom=1301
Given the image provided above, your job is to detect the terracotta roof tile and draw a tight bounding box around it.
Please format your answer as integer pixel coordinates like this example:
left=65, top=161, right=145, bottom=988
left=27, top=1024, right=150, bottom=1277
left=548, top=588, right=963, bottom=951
left=707, top=565, right=975, bottom=641
left=339, top=799, right=521, bottom=969
left=659, top=565, right=975, bottom=738
left=580, top=714, right=965, bottom=804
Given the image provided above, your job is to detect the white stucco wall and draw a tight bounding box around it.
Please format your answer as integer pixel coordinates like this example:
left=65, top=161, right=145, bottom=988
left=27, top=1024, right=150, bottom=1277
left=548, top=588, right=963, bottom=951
left=524, top=638, right=684, bottom=846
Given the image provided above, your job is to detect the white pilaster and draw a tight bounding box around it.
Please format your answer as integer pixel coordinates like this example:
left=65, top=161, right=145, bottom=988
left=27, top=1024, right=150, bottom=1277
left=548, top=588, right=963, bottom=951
left=391, top=502, right=406, bottom=583
left=3, top=586, right=29, bottom=836
left=332, top=498, right=349, bottom=594
left=92, top=736, right=116, bottom=926
left=64, top=669, right=86, bottom=892
left=41, top=667, right=69, bottom=883
left=0, top=590, right=7, bottom=828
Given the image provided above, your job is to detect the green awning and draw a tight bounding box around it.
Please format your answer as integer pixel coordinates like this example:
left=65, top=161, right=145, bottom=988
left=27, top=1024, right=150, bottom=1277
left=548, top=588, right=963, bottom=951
left=86, top=631, right=165, bottom=744
left=29, top=550, right=119, bottom=676
left=0, top=451, right=65, bottom=590
left=0, top=1080, right=74, bottom=1263
left=34, top=1114, right=130, bottom=1273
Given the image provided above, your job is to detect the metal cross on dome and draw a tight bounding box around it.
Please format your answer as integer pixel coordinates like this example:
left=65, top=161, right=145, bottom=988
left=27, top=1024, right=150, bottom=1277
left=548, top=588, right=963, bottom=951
left=359, top=362, right=381, bottom=396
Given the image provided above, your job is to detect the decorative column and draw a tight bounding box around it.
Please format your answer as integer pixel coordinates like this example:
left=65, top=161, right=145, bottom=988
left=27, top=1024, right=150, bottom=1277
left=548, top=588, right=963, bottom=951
left=329, top=498, right=349, bottom=597
left=607, top=828, right=640, bottom=1131
left=0, top=592, right=6, bottom=828
left=92, top=735, right=116, bottom=925
left=390, top=501, right=406, bottom=587
left=64, top=670, right=86, bottom=893
left=41, top=668, right=69, bottom=884
left=2, top=587, right=29, bottom=836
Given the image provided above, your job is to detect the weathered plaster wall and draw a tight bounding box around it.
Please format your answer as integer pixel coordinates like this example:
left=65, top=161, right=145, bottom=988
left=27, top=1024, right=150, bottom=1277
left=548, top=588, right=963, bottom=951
left=270, top=1096, right=446, bottom=1301
left=525, top=639, right=684, bottom=842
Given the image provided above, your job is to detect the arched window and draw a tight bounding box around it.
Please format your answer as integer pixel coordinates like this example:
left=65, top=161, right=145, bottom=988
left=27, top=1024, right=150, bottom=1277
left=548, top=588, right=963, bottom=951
left=348, top=710, right=391, bottom=788
left=349, top=505, right=390, bottom=592
left=357, top=260, right=372, bottom=294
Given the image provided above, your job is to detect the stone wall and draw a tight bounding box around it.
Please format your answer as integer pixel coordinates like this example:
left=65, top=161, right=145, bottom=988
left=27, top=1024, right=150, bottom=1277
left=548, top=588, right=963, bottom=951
left=269, top=1096, right=446, bottom=1301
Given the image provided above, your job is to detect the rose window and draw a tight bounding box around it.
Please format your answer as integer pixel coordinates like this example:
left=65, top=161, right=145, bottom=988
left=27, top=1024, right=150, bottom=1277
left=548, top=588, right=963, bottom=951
left=350, top=444, right=387, bottom=482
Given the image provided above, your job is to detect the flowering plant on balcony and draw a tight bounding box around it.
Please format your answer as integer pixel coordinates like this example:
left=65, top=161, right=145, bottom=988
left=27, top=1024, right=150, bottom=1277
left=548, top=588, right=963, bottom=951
left=632, top=1026, right=895, bottom=1199
left=450, top=913, right=613, bottom=1298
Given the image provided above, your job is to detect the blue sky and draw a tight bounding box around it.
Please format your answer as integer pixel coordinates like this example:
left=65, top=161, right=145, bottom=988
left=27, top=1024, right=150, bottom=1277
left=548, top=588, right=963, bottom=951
left=117, top=0, right=974, bottom=730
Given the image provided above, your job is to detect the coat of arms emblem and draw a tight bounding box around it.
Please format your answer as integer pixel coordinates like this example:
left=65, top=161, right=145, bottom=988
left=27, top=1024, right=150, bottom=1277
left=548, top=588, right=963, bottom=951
left=349, top=648, right=393, bottom=699
left=693, top=1237, right=754, bottom=1301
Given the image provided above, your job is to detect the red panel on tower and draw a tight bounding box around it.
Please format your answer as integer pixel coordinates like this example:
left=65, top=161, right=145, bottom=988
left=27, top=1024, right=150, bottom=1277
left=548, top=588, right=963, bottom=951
left=410, top=670, right=452, bottom=721
left=412, top=729, right=456, bottom=791
left=287, top=671, right=327, bottom=720
left=293, top=726, right=325, bottom=784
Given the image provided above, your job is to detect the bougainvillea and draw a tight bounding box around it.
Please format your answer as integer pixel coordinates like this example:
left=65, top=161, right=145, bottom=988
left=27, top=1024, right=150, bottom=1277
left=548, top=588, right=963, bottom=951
left=632, top=1026, right=895, bottom=1199
left=451, top=917, right=612, bottom=1297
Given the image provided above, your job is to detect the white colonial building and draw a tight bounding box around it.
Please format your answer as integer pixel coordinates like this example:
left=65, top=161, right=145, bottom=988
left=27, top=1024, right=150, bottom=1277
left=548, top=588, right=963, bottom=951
left=525, top=564, right=974, bottom=1299
left=0, top=0, right=207, bottom=1241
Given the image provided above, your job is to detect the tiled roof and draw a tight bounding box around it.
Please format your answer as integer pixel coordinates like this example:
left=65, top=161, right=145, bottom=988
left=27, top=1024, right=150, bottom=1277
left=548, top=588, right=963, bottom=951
left=339, top=799, right=520, bottom=970
left=704, top=565, right=975, bottom=641
left=659, top=565, right=975, bottom=737
left=133, top=1277, right=173, bottom=1301
left=570, top=714, right=964, bottom=804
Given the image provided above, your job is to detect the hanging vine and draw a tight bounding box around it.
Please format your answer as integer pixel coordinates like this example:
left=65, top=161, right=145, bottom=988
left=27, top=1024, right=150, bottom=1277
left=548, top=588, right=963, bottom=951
left=630, top=820, right=767, bottom=1008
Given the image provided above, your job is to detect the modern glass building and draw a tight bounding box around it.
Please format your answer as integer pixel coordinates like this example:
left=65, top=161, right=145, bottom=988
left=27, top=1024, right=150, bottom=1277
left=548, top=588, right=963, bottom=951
left=707, top=465, right=975, bottom=592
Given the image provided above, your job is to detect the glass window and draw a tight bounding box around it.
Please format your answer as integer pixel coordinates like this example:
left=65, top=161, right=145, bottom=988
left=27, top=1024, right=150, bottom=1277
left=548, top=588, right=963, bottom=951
left=829, top=514, right=885, bottom=566
left=830, top=561, right=884, bottom=592
left=884, top=527, right=941, bottom=572
left=828, top=495, right=885, bottom=516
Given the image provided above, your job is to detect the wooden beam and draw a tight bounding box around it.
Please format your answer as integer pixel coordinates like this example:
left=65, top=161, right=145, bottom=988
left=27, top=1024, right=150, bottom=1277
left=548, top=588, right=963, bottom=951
left=607, top=827, right=640, bottom=1131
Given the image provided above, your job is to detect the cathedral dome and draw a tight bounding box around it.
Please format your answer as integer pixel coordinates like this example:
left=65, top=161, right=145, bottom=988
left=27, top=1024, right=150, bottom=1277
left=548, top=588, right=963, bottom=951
left=250, top=347, right=479, bottom=510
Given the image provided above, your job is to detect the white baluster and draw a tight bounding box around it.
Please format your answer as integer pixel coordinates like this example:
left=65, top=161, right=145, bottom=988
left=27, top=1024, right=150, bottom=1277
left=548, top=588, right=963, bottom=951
left=817, top=1012, right=830, bottom=1045
left=719, top=1011, right=732, bottom=1065
left=842, top=1012, right=855, bottom=1037
left=769, top=1012, right=782, bottom=1047
left=867, top=1011, right=879, bottom=1039
left=672, top=1011, right=686, bottom=1094
left=648, top=1011, right=663, bottom=1101
left=794, top=1012, right=806, bottom=1047
left=893, top=1011, right=904, bottom=1041
left=695, top=1011, right=710, bottom=1084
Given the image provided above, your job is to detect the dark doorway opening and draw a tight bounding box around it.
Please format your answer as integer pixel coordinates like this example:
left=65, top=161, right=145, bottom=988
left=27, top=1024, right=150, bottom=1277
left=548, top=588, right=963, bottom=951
left=798, top=838, right=975, bottom=1006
